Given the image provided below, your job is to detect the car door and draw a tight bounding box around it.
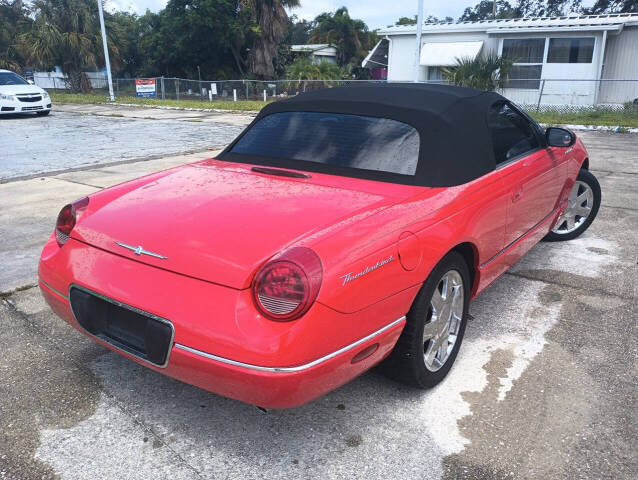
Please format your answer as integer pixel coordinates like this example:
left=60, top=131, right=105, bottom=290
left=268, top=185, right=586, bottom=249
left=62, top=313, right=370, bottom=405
left=487, top=102, right=566, bottom=247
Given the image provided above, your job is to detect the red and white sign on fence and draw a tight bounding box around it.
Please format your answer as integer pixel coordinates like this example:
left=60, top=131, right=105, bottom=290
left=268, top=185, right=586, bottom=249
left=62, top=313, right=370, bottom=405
left=135, top=78, right=156, bottom=98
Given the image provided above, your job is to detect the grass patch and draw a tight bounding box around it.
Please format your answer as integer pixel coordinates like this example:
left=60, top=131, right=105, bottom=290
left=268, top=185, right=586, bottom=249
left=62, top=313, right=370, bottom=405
left=530, top=106, right=638, bottom=128
left=49, top=91, right=269, bottom=112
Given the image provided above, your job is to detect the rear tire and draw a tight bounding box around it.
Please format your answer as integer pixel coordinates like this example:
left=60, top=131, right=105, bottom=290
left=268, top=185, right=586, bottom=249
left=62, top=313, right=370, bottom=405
left=379, top=251, right=470, bottom=389
left=545, top=169, right=600, bottom=242
left=36, top=110, right=50, bottom=116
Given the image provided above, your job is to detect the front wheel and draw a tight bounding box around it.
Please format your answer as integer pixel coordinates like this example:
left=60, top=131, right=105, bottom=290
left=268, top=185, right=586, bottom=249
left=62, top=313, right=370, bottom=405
left=545, top=168, right=601, bottom=242
left=379, top=251, right=470, bottom=389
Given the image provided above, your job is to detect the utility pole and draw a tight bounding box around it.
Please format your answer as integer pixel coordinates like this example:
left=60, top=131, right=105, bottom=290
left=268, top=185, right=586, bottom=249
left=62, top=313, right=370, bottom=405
left=414, top=0, right=424, bottom=82
left=97, top=0, right=114, bottom=101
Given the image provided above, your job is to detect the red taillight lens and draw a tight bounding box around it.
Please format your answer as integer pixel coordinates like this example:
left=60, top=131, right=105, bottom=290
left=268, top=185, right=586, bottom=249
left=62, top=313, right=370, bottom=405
left=252, top=247, right=322, bottom=321
left=55, top=197, right=89, bottom=246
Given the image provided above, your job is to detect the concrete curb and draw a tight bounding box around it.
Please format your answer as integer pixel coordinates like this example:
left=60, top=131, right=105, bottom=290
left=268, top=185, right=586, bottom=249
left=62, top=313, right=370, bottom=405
left=541, top=123, right=638, bottom=134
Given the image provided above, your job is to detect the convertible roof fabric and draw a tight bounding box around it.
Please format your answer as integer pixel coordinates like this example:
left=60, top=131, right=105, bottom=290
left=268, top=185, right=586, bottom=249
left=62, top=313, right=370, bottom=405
left=221, top=83, right=508, bottom=187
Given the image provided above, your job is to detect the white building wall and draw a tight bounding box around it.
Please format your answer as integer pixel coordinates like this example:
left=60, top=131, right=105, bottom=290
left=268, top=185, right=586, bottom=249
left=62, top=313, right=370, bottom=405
left=386, top=32, right=495, bottom=82
left=387, top=36, right=418, bottom=82
left=383, top=22, right=637, bottom=106
left=599, top=26, right=638, bottom=104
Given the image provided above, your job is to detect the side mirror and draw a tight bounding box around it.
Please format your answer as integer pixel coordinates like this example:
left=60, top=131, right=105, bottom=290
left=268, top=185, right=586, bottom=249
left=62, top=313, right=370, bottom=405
left=27, top=79, right=34, bottom=85
left=546, top=127, right=575, bottom=148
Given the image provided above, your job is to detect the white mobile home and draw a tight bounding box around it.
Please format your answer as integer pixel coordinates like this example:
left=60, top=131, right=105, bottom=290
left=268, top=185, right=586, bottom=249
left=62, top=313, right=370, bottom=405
left=363, top=14, right=638, bottom=106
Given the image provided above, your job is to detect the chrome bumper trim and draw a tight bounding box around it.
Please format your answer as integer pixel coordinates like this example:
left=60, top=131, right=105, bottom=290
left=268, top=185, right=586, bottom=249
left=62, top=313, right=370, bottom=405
left=174, top=316, right=406, bottom=373
left=39, top=280, right=69, bottom=300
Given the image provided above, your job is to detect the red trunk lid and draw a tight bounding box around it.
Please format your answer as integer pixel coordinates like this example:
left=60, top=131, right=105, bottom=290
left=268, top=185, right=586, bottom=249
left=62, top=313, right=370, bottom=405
left=72, top=160, right=418, bottom=289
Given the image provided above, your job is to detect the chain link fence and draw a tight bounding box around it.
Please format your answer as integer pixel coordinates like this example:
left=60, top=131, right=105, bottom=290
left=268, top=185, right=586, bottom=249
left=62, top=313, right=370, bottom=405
left=37, top=73, right=638, bottom=111
left=102, top=78, right=390, bottom=102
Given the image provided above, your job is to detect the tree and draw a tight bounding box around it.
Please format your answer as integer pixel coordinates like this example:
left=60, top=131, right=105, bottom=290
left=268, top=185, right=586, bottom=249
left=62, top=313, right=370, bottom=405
left=309, top=7, right=376, bottom=68
left=287, top=14, right=314, bottom=44
left=389, top=14, right=454, bottom=27
left=19, top=0, right=121, bottom=92
left=245, top=0, right=300, bottom=79
left=584, top=0, right=638, bottom=13
left=0, top=0, right=31, bottom=70
left=460, top=1, right=518, bottom=21
left=442, top=53, right=513, bottom=91
left=137, top=0, right=252, bottom=79
left=459, top=1, right=584, bottom=21
left=285, top=56, right=343, bottom=81
left=516, top=0, right=582, bottom=16
left=393, top=16, right=417, bottom=26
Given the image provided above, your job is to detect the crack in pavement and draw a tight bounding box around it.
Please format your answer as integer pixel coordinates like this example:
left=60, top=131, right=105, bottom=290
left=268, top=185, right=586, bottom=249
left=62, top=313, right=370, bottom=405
left=504, top=270, right=631, bottom=301
left=49, top=177, right=103, bottom=189
left=0, top=283, right=38, bottom=299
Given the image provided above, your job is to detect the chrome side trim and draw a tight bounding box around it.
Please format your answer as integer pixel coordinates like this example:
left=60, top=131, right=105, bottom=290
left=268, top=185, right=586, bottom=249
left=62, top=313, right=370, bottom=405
left=39, top=280, right=69, bottom=300
left=175, top=316, right=407, bottom=373
left=67, top=284, right=176, bottom=369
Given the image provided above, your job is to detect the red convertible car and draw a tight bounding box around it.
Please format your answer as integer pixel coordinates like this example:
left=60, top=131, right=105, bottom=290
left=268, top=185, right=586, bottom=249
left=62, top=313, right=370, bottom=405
left=39, top=84, right=600, bottom=408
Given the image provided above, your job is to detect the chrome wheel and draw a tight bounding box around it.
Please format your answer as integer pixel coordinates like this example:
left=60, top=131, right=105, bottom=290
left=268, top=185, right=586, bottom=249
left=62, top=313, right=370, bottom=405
left=422, top=270, right=464, bottom=372
left=552, top=180, right=594, bottom=235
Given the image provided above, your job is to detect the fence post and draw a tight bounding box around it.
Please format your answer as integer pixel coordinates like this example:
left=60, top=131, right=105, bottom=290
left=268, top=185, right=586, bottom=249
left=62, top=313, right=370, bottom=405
left=161, top=77, right=165, bottom=100
left=263, top=89, right=267, bottom=102
left=176, top=79, right=179, bottom=100
left=536, top=79, right=546, bottom=112
left=233, top=89, right=237, bottom=102
left=245, top=82, right=249, bottom=101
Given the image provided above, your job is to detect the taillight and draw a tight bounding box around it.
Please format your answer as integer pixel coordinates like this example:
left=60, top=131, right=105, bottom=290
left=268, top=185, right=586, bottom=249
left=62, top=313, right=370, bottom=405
left=55, top=197, right=89, bottom=246
left=252, top=247, right=322, bottom=321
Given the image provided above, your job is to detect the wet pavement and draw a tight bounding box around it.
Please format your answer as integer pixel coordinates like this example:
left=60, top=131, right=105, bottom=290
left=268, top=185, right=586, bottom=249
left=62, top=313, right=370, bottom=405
left=0, top=121, right=636, bottom=479
left=0, top=105, right=248, bottom=181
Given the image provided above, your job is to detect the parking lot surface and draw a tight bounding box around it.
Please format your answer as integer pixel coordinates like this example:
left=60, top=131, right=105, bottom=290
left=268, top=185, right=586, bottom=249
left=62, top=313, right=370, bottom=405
left=0, top=115, right=636, bottom=480
left=0, top=105, right=249, bottom=181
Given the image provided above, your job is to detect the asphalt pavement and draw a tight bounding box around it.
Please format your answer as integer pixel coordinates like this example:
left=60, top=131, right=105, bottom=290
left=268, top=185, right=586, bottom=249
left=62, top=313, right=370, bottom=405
left=0, top=106, right=636, bottom=480
left=0, top=104, right=249, bottom=182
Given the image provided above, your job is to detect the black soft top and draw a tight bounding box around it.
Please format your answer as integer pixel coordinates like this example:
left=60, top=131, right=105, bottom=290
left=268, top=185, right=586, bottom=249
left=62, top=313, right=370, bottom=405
left=220, top=83, right=508, bottom=187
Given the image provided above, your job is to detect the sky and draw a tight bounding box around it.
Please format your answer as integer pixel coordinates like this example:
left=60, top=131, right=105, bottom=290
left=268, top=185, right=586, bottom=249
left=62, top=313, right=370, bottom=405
left=107, top=1, right=597, bottom=30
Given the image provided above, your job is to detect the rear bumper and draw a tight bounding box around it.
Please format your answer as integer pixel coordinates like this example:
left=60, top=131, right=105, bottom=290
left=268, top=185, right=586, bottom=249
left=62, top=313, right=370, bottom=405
left=40, top=279, right=404, bottom=408
left=38, top=236, right=409, bottom=408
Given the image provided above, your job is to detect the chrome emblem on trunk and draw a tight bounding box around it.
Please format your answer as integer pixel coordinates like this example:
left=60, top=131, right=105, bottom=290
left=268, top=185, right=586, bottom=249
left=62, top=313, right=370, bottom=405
left=116, top=242, right=168, bottom=259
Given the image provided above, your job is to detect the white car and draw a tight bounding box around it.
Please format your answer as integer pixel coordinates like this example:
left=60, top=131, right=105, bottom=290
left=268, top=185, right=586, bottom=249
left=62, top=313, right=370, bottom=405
left=0, top=69, right=52, bottom=116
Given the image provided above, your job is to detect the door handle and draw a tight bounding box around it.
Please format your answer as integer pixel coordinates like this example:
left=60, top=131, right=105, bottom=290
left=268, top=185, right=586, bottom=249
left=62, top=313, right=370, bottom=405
left=512, top=188, right=523, bottom=202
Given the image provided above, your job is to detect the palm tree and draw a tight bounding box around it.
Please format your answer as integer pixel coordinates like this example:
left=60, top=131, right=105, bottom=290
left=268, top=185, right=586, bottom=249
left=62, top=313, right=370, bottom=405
left=245, top=0, right=299, bottom=79
left=19, top=0, right=120, bottom=92
left=309, top=7, right=374, bottom=67
left=0, top=0, right=31, bottom=70
left=442, top=53, right=512, bottom=91
left=286, top=56, right=343, bottom=80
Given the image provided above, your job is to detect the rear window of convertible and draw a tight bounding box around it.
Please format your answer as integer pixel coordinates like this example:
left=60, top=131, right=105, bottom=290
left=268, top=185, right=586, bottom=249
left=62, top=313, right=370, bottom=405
left=230, top=112, right=420, bottom=176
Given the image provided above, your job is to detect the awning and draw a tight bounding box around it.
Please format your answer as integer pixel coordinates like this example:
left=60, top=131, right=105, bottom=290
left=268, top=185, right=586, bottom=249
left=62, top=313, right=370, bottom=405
left=362, top=39, right=389, bottom=68
left=419, top=41, right=484, bottom=66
